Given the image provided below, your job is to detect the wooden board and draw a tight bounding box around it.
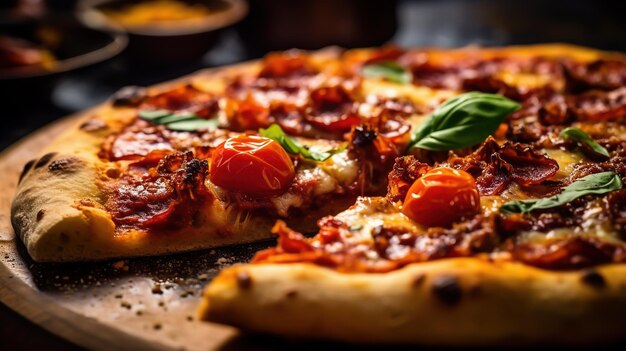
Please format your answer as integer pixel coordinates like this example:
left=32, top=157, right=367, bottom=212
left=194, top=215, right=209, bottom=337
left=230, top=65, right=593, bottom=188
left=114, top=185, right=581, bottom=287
left=0, top=113, right=334, bottom=351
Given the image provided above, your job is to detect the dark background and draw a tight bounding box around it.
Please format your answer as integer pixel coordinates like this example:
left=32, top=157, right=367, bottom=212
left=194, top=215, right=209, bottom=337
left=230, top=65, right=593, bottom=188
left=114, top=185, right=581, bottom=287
left=3, top=0, right=626, bottom=151
left=1, top=0, right=626, bottom=350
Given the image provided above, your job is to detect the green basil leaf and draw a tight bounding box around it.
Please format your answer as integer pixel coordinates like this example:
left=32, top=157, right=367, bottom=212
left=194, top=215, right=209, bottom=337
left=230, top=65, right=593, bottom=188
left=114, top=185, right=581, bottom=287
left=153, top=113, right=199, bottom=125
left=361, top=61, right=412, bottom=84
left=259, top=123, right=345, bottom=161
left=560, top=127, right=609, bottom=158
left=139, top=109, right=218, bottom=131
left=501, top=171, right=622, bottom=214
left=138, top=109, right=171, bottom=121
left=408, top=92, right=520, bottom=152
left=166, top=119, right=220, bottom=131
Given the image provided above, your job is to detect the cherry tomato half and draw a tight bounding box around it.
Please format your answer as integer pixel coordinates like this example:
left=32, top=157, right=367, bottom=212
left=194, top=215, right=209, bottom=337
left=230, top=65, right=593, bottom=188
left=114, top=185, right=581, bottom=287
left=210, top=135, right=295, bottom=195
left=402, top=167, right=480, bottom=228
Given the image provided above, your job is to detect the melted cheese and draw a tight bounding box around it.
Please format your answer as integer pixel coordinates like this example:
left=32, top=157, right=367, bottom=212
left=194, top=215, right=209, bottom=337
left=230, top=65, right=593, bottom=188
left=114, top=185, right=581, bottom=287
left=361, top=79, right=457, bottom=108
left=496, top=71, right=560, bottom=91
left=321, top=152, right=359, bottom=186
left=543, top=148, right=584, bottom=180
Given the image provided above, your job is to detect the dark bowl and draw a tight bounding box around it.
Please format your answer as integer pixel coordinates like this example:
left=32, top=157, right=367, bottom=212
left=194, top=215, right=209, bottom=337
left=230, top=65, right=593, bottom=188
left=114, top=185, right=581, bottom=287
left=77, top=0, right=247, bottom=66
left=0, top=15, right=127, bottom=104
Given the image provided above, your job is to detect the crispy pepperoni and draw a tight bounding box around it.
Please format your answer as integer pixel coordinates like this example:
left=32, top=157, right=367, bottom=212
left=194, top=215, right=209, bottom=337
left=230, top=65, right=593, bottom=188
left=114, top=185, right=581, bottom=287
left=564, top=59, right=626, bottom=92
left=141, top=85, right=218, bottom=119
left=106, top=151, right=211, bottom=230
left=258, top=51, right=317, bottom=79
left=448, top=137, right=558, bottom=195
left=386, top=155, right=431, bottom=203
left=306, top=85, right=360, bottom=133
left=510, top=237, right=626, bottom=270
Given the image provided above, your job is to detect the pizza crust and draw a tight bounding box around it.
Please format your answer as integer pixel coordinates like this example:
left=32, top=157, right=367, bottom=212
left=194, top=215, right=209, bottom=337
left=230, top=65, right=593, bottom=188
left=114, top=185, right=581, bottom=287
left=200, top=259, right=626, bottom=346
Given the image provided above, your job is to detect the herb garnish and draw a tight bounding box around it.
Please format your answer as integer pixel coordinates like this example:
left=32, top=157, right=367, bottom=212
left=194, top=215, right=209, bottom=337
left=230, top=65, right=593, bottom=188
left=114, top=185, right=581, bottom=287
left=139, top=109, right=219, bottom=132
left=407, top=92, right=520, bottom=152
left=361, top=61, right=412, bottom=84
left=259, top=124, right=345, bottom=161
left=500, top=171, right=622, bottom=214
left=560, top=127, right=609, bottom=158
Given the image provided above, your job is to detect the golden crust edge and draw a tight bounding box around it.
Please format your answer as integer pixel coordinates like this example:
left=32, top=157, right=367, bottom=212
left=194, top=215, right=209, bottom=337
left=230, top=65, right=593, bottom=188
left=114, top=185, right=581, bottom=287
left=200, top=258, right=626, bottom=346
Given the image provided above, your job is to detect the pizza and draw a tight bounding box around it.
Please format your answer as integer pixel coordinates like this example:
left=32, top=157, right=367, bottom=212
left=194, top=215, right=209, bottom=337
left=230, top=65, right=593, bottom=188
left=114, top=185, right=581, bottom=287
left=11, top=47, right=411, bottom=262
left=197, top=44, right=626, bottom=346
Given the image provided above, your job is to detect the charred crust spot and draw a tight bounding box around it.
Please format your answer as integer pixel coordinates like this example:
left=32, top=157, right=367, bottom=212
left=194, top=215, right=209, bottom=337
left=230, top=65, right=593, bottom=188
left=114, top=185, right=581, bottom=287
left=34, top=152, right=57, bottom=168
left=59, top=232, right=70, bottom=244
left=79, top=119, right=108, bottom=132
left=236, top=271, right=252, bottom=289
left=106, top=168, right=122, bottom=179
left=581, top=270, right=606, bottom=289
left=48, top=157, right=82, bottom=173
left=111, top=85, right=148, bottom=107
left=36, top=209, right=45, bottom=222
left=285, top=290, right=298, bottom=299
left=19, top=159, right=36, bottom=183
left=352, top=125, right=377, bottom=147
left=183, top=159, right=207, bottom=184
left=431, top=275, right=462, bottom=305
left=412, top=273, right=426, bottom=287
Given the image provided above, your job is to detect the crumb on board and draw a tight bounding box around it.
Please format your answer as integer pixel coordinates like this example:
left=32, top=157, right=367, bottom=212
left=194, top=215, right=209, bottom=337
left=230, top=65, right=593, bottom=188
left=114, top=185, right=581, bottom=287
left=112, top=260, right=129, bottom=271
left=180, top=290, right=194, bottom=298
left=152, top=284, right=164, bottom=295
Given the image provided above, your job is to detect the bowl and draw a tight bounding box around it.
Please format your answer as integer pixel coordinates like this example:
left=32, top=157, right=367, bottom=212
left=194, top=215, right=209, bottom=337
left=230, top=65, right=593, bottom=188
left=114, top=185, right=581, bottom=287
left=77, top=0, right=248, bottom=66
left=0, top=16, right=127, bottom=104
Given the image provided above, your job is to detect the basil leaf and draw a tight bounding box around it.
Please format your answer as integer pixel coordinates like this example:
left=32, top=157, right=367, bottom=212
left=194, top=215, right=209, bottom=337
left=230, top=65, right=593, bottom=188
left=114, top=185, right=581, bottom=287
left=408, top=92, right=520, bottom=151
left=560, top=127, right=609, bottom=158
left=361, top=61, right=412, bottom=84
left=501, top=171, right=622, bottom=214
left=138, top=109, right=171, bottom=121
left=139, top=109, right=219, bottom=131
left=166, top=119, right=219, bottom=131
left=259, top=124, right=345, bottom=161
left=153, top=113, right=199, bottom=125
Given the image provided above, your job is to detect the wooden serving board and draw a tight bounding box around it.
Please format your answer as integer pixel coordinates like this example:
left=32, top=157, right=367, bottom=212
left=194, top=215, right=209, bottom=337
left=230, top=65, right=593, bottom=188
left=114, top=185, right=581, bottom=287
left=0, top=114, right=342, bottom=351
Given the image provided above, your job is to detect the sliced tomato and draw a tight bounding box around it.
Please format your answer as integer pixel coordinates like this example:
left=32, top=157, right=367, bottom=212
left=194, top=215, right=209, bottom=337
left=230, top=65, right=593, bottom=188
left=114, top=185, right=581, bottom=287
left=210, top=135, right=295, bottom=195
left=402, top=167, right=480, bottom=228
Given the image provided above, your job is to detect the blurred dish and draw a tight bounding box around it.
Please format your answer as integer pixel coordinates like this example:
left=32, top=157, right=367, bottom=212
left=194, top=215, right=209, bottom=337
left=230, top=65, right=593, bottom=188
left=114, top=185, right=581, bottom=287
left=0, top=35, right=57, bottom=69
left=0, top=17, right=127, bottom=80
left=100, top=0, right=215, bottom=30
left=77, top=0, right=248, bottom=65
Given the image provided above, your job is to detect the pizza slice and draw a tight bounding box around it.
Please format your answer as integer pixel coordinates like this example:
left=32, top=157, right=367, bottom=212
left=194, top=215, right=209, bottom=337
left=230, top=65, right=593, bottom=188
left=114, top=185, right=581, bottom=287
left=199, top=44, right=626, bottom=345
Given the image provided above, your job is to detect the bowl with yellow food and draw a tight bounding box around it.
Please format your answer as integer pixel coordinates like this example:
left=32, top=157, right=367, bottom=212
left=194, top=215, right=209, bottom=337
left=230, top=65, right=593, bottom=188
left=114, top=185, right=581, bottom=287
left=77, top=0, right=248, bottom=65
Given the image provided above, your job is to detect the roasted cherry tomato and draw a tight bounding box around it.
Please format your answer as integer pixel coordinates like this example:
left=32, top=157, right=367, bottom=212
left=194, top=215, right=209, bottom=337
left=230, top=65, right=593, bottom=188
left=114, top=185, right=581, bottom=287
left=210, top=135, right=295, bottom=195
left=402, top=167, right=480, bottom=228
